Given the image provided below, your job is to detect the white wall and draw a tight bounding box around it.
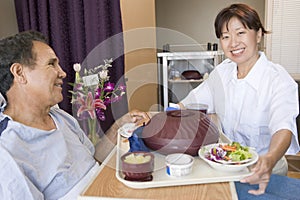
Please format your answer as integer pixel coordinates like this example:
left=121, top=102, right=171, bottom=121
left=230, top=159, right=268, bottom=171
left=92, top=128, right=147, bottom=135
left=155, top=0, right=265, bottom=50
left=0, top=0, right=18, bottom=38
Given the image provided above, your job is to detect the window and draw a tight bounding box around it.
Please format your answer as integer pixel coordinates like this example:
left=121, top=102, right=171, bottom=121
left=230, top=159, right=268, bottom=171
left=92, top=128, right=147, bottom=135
left=265, top=0, right=300, bottom=73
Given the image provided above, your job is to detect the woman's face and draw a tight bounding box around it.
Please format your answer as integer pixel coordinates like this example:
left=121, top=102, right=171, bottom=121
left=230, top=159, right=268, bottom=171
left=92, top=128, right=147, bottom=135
left=219, top=17, right=262, bottom=68
left=23, top=41, right=66, bottom=107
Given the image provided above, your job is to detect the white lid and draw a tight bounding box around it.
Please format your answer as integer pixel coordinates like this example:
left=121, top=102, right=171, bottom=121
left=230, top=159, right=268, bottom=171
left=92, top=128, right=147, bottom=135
left=165, top=153, right=194, bottom=165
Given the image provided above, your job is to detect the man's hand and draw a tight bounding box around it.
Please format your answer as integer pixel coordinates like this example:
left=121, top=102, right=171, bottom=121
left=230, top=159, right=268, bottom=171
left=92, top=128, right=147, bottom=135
left=129, top=109, right=150, bottom=127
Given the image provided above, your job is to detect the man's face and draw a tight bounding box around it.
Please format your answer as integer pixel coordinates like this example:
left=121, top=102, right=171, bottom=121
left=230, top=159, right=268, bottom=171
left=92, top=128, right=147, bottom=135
left=23, top=41, right=67, bottom=107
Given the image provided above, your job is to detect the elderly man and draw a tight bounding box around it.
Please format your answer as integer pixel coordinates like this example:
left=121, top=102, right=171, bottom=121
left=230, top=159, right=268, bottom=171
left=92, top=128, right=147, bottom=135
left=0, top=31, right=99, bottom=199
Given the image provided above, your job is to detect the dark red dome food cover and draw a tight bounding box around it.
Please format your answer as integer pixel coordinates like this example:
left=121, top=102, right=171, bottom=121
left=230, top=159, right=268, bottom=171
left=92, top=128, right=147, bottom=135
left=142, top=110, right=219, bottom=156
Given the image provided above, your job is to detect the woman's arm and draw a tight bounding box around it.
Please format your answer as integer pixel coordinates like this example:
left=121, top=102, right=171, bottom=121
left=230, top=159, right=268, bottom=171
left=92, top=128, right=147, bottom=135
left=241, top=129, right=292, bottom=195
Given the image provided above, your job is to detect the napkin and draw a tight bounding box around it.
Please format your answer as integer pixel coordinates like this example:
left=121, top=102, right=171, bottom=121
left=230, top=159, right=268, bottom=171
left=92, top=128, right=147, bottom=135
left=235, top=174, right=300, bottom=200
left=128, top=126, right=149, bottom=152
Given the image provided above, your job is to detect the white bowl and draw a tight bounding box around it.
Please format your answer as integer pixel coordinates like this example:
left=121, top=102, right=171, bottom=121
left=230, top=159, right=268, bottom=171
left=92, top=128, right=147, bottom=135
left=165, top=153, right=194, bottom=177
left=198, top=143, right=259, bottom=172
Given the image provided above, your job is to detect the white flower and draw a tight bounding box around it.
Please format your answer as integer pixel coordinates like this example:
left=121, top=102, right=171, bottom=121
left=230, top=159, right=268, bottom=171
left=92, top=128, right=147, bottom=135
left=104, top=58, right=113, bottom=66
left=73, top=63, right=81, bottom=72
left=99, top=70, right=108, bottom=80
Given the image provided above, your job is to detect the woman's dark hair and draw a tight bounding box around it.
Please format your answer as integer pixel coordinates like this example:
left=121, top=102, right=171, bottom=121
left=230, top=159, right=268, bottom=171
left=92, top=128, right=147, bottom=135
left=214, top=3, right=269, bottom=39
left=0, top=30, right=48, bottom=101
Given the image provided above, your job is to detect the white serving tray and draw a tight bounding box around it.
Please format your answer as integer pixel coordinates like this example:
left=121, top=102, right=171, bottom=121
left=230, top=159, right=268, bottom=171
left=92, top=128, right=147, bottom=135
left=115, top=131, right=254, bottom=189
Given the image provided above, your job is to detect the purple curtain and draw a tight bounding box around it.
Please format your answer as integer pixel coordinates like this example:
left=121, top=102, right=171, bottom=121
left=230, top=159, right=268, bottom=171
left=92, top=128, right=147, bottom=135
left=14, top=0, right=128, bottom=133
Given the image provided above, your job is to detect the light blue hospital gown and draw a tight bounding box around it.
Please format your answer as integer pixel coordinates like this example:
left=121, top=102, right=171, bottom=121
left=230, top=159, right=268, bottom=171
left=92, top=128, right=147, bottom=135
left=0, top=106, right=96, bottom=199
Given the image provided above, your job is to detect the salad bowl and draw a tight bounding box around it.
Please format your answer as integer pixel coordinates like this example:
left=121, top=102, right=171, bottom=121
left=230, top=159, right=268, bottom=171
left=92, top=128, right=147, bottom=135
left=198, top=143, right=259, bottom=172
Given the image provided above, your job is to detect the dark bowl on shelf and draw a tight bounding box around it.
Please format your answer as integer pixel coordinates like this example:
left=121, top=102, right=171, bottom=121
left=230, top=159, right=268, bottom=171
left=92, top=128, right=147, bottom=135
left=121, top=151, right=154, bottom=182
left=181, top=70, right=202, bottom=80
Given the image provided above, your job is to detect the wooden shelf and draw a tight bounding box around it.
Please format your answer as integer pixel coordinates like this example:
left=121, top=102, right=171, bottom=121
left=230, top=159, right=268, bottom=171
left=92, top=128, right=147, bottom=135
left=168, top=79, right=203, bottom=83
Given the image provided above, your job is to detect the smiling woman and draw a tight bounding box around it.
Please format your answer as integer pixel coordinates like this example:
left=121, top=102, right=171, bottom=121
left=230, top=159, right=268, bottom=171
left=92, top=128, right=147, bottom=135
left=0, top=31, right=100, bottom=199
left=133, top=3, right=300, bottom=196
left=179, top=3, right=300, bottom=195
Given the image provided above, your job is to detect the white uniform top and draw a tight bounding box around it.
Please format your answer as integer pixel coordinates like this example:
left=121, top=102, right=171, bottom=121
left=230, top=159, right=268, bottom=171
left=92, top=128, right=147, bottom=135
left=181, top=52, right=300, bottom=155
left=0, top=106, right=97, bottom=200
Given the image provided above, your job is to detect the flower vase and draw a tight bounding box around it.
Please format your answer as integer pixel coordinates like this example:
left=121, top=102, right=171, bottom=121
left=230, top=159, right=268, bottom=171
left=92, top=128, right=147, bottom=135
left=87, top=118, right=100, bottom=146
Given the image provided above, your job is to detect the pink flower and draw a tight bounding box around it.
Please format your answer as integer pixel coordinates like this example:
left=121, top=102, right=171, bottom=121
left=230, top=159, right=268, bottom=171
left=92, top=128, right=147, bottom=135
left=76, top=92, right=106, bottom=119
left=118, top=84, right=126, bottom=92
left=104, top=82, right=115, bottom=92
left=96, top=109, right=106, bottom=121
left=70, top=59, right=126, bottom=123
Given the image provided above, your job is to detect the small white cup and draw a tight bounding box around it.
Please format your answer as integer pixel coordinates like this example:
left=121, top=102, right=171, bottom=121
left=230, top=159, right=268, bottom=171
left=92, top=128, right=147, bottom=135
left=165, top=153, right=194, bottom=177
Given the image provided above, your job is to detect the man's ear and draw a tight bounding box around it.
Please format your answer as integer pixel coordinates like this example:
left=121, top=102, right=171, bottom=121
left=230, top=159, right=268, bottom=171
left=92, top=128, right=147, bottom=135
left=10, top=63, right=27, bottom=84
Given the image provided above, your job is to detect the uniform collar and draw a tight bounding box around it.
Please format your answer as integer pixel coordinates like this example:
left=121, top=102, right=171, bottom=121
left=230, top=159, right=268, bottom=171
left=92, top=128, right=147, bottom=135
left=228, top=52, right=267, bottom=91
left=243, top=52, right=267, bottom=91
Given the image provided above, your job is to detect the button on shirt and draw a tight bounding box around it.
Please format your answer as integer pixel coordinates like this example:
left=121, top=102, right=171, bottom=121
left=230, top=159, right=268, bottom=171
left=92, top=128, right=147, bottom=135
left=181, top=52, right=300, bottom=155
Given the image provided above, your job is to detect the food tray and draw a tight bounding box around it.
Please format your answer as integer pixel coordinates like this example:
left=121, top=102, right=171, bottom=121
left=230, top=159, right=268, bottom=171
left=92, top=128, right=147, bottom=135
left=115, top=132, right=254, bottom=189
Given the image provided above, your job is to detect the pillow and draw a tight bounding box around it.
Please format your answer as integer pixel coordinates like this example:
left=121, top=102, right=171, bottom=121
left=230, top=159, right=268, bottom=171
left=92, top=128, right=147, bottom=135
left=0, top=92, right=7, bottom=113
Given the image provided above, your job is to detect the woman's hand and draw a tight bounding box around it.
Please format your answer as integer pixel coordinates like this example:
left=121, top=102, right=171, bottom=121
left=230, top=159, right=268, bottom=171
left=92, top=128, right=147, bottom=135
left=240, top=129, right=292, bottom=195
left=240, top=154, right=275, bottom=195
left=129, top=109, right=150, bottom=127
